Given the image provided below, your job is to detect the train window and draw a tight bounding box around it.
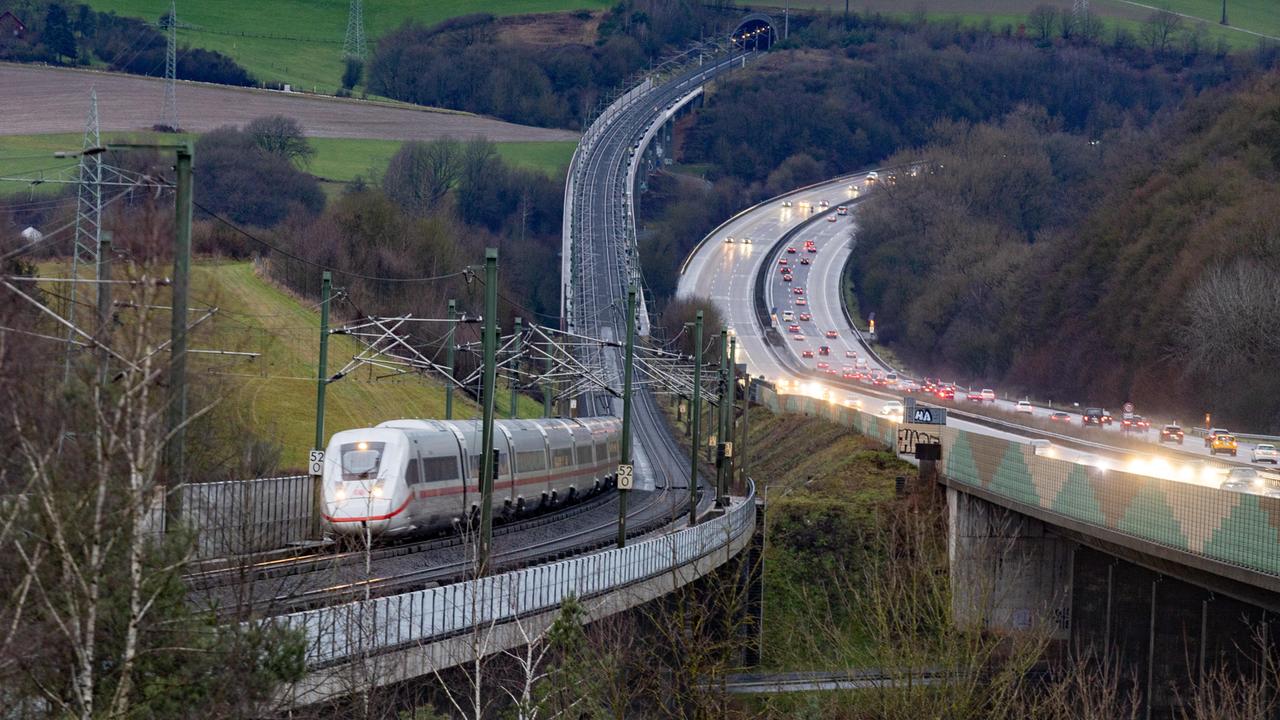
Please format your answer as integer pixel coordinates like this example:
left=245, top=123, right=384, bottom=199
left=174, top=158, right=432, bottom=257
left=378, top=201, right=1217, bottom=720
left=404, top=459, right=421, bottom=486
left=469, top=453, right=508, bottom=477
left=552, top=448, right=573, bottom=469
left=422, top=456, right=458, bottom=483
left=596, top=442, right=607, bottom=463
left=517, top=450, right=546, bottom=473
left=608, top=439, right=620, bottom=459
left=340, top=442, right=386, bottom=481
left=576, top=444, right=593, bottom=465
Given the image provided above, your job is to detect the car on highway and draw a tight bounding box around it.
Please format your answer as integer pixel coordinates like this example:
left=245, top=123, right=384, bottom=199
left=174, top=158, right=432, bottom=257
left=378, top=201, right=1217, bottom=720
left=1159, top=425, right=1184, bottom=444
left=792, top=287, right=804, bottom=295
left=866, top=171, right=879, bottom=184
left=1253, top=444, right=1279, bottom=464
left=901, top=380, right=919, bottom=392
left=818, top=200, right=829, bottom=208
left=787, top=324, right=801, bottom=333
left=782, top=310, right=795, bottom=322
left=1210, top=434, right=1239, bottom=456
left=801, top=349, right=814, bottom=358
left=792, top=334, right=806, bottom=341
left=796, top=298, right=808, bottom=306
left=881, top=400, right=904, bottom=417
left=825, top=330, right=838, bottom=339
left=936, top=386, right=955, bottom=400
left=724, top=236, right=736, bottom=244
left=778, top=258, right=789, bottom=266
left=1122, top=415, right=1150, bottom=432
left=837, top=205, right=848, bottom=216
left=806, top=244, right=818, bottom=253
left=1015, top=400, right=1033, bottom=414
left=1050, top=411, right=1071, bottom=422
left=779, top=265, right=790, bottom=274
left=782, top=273, right=793, bottom=282
left=799, top=313, right=812, bottom=321
left=781, top=200, right=793, bottom=208
left=966, top=390, right=983, bottom=402
left=740, top=236, right=753, bottom=244
left=842, top=367, right=855, bottom=378
left=1082, top=408, right=1112, bottom=426
left=1221, top=468, right=1262, bottom=493
left=826, top=214, right=837, bottom=222
left=855, top=358, right=868, bottom=369
left=816, top=361, right=830, bottom=369
left=818, top=345, right=830, bottom=356
left=1205, top=428, right=1231, bottom=448
left=980, top=389, right=996, bottom=402
left=845, top=350, right=856, bottom=358
left=799, top=257, right=811, bottom=265
left=786, top=246, right=797, bottom=254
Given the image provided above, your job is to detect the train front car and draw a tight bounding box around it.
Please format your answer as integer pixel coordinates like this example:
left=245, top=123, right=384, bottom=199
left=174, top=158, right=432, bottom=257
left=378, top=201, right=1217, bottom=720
left=321, top=427, right=414, bottom=536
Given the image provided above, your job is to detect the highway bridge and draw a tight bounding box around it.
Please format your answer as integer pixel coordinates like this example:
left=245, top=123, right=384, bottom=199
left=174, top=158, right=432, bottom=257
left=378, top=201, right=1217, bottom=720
left=678, top=171, right=1280, bottom=714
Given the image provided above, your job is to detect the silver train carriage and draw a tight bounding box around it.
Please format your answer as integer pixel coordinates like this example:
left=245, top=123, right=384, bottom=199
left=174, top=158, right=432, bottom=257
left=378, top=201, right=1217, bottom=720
left=321, top=417, right=622, bottom=536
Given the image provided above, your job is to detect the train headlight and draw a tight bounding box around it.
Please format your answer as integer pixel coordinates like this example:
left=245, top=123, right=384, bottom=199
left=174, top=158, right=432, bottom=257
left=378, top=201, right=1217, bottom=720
left=372, top=483, right=385, bottom=498
left=335, top=486, right=346, bottom=501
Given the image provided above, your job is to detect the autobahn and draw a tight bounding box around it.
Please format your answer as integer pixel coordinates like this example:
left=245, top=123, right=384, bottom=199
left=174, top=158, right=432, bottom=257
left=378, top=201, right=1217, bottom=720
left=678, top=173, right=1278, bottom=491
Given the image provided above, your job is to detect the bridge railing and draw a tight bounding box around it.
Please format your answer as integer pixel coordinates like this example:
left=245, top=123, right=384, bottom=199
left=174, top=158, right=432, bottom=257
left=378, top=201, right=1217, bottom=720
left=758, top=387, right=1280, bottom=590
left=275, top=483, right=756, bottom=668
left=142, top=475, right=313, bottom=559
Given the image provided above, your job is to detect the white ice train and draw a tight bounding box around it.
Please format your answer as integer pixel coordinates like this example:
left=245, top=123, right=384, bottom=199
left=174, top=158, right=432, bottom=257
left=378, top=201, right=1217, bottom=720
left=321, top=417, right=622, bottom=537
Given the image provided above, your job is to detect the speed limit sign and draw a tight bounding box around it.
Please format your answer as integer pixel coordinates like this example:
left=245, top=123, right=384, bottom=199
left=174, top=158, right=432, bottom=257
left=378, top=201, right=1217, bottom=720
left=616, top=463, right=634, bottom=491
left=309, top=450, right=325, bottom=477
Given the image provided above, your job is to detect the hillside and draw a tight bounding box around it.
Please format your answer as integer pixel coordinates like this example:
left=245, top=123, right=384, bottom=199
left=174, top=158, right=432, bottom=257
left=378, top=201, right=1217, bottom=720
left=849, top=71, right=1280, bottom=430
left=190, top=261, right=543, bottom=467
left=81, top=0, right=611, bottom=94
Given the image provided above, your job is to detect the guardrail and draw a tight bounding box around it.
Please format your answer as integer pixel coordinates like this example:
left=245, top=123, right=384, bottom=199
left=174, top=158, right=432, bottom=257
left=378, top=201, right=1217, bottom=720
left=273, top=481, right=757, bottom=670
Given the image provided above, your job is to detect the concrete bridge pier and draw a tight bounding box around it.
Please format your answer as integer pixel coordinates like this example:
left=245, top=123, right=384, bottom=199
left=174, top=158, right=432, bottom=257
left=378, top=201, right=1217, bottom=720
left=947, top=489, right=1074, bottom=639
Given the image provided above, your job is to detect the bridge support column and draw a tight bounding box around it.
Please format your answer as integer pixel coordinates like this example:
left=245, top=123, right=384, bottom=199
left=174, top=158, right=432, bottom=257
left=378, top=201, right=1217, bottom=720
left=947, top=489, right=1073, bottom=639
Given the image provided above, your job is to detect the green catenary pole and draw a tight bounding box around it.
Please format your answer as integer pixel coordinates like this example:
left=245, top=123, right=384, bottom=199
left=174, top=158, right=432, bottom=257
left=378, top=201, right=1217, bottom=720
left=165, top=143, right=193, bottom=530
left=312, top=270, right=332, bottom=537
left=511, top=317, right=522, bottom=419
left=740, top=374, right=751, bottom=494
left=445, top=299, right=456, bottom=419
left=618, top=286, right=636, bottom=548
left=728, top=334, right=737, bottom=493
left=478, top=249, right=499, bottom=573
left=717, top=327, right=728, bottom=507
left=689, top=310, right=702, bottom=526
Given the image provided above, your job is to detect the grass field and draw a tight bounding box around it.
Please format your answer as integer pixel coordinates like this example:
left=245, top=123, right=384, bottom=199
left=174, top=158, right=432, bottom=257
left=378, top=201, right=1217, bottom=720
left=797, top=0, right=1277, bottom=48
left=191, top=261, right=544, bottom=466
left=83, top=0, right=612, bottom=94
left=34, top=259, right=543, bottom=467
left=0, top=132, right=575, bottom=197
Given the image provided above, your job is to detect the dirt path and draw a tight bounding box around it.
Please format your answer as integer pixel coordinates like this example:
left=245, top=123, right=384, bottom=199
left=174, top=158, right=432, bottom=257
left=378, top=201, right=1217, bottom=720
left=0, top=63, right=579, bottom=142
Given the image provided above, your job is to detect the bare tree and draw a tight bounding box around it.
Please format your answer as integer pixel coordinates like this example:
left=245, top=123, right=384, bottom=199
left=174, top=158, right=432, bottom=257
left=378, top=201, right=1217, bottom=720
left=384, top=139, right=463, bottom=216
left=1141, top=9, right=1185, bottom=54
left=1028, top=4, right=1060, bottom=42
left=245, top=114, right=317, bottom=166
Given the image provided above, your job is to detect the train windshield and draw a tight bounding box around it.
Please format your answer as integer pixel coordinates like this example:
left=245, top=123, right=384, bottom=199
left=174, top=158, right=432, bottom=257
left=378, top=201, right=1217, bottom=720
left=340, top=441, right=386, bottom=481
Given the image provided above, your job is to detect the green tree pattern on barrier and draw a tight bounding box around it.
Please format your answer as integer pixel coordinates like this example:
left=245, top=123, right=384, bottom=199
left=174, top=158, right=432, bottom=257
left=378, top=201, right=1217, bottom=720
left=989, top=441, right=1039, bottom=507
left=1050, top=464, right=1106, bottom=526
left=1118, top=485, right=1190, bottom=551
left=1203, top=495, right=1280, bottom=574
